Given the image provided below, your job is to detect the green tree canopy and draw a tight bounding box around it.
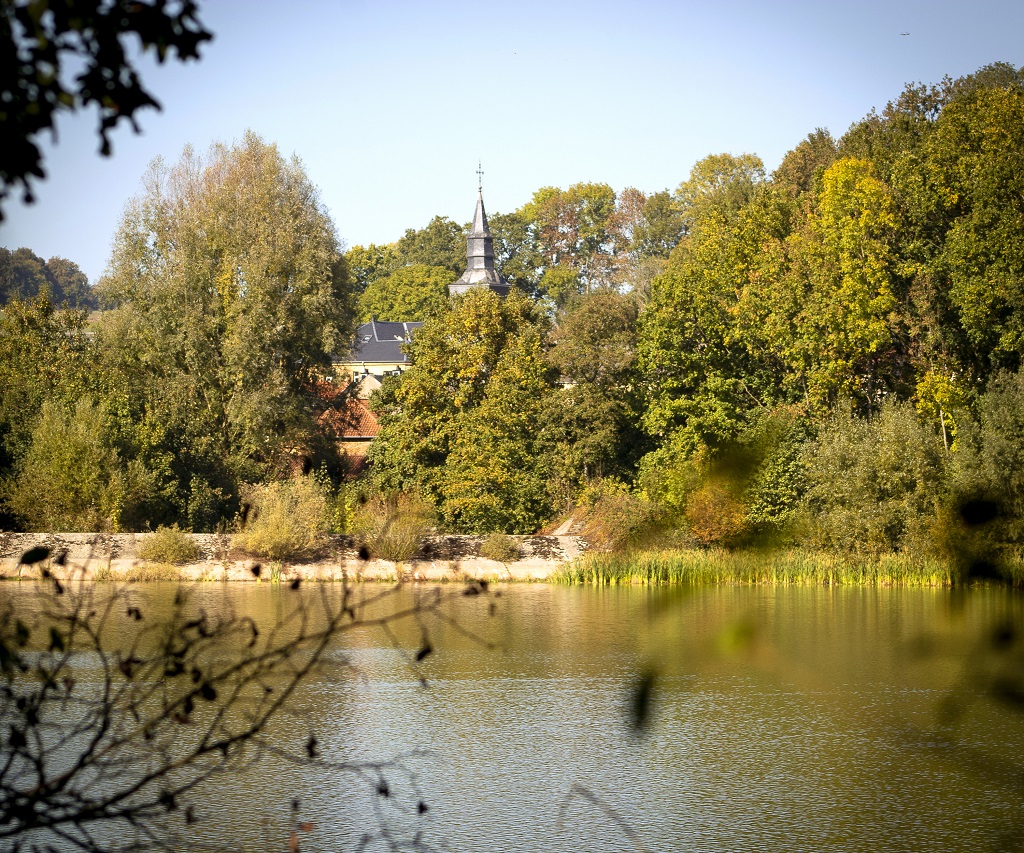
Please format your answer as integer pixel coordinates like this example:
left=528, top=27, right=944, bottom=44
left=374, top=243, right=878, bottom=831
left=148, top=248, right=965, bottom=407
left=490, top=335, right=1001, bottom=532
left=394, top=215, right=465, bottom=274
left=369, top=289, right=555, bottom=532
left=356, top=263, right=451, bottom=322
left=96, top=131, right=355, bottom=527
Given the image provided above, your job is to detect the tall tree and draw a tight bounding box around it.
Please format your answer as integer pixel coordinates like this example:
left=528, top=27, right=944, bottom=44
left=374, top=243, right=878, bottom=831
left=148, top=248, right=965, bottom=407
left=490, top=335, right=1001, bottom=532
left=542, top=289, right=644, bottom=500
left=521, top=182, right=619, bottom=300
left=97, top=132, right=354, bottom=527
left=369, top=289, right=555, bottom=531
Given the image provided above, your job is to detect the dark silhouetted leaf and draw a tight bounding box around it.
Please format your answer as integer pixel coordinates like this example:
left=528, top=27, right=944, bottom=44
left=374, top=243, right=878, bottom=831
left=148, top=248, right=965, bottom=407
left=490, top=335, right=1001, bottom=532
left=199, top=682, right=217, bottom=701
left=415, top=643, right=432, bottom=662
left=629, top=670, right=656, bottom=733
left=48, top=627, right=65, bottom=653
left=992, top=621, right=1016, bottom=651
left=19, top=546, right=50, bottom=565
left=306, top=735, right=318, bottom=758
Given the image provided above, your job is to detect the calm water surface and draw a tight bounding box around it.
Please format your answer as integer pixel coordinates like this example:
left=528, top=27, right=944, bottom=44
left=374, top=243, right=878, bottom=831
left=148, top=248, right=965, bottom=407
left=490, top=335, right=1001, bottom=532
left=13, top=582, right=1024, bottom=851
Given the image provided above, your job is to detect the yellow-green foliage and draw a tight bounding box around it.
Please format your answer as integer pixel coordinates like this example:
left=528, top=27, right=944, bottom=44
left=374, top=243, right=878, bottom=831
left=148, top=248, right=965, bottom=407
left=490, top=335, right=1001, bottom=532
left=234, top=476, right=330, bottom=561
left=137, top=525, right=200, bottom=565
left=351, top=493, right=432, bottom=563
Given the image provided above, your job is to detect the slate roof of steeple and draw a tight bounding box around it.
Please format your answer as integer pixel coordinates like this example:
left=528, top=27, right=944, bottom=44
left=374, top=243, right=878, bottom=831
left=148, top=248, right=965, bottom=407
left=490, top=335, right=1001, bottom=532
left=449, top=189, right=510, bottom=297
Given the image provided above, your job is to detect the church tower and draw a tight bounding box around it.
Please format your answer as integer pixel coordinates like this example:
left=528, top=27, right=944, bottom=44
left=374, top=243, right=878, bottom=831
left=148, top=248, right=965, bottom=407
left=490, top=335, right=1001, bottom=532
left=449, top=168, right=511, bottom=298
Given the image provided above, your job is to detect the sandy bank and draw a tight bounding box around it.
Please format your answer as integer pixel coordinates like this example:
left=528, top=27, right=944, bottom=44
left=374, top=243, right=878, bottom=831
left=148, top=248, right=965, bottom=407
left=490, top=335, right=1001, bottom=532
left=0, top=532, right=587, bottom=583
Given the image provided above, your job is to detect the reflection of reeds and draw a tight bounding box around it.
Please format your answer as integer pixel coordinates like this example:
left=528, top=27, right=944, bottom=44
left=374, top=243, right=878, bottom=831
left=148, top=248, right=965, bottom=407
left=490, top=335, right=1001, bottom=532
left=554, top=549, right=960, bottom=586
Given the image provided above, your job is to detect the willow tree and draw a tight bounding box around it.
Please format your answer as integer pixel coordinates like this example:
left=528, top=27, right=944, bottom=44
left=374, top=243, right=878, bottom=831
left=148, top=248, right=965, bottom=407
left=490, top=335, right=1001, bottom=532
left=97, top=132, right=354, bottom=528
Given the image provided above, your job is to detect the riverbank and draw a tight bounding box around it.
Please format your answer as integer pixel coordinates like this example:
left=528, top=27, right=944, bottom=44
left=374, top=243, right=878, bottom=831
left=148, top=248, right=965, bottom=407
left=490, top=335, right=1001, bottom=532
left=0, top=532, right=586, bottom=582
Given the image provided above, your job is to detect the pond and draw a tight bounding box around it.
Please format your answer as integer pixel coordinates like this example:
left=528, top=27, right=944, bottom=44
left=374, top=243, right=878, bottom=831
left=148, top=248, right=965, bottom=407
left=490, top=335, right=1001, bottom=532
left=7, top=581, right=1024, bottom=851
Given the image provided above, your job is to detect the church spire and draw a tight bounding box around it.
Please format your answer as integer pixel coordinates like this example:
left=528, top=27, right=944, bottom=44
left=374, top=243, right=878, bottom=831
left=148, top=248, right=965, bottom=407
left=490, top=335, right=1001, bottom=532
left=449, top=166, right=510, bottom=298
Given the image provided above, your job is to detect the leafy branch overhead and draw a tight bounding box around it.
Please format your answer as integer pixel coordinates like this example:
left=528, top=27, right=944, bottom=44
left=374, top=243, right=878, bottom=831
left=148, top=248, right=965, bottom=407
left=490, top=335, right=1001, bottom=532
left=0, top=0, right=213, bottom=218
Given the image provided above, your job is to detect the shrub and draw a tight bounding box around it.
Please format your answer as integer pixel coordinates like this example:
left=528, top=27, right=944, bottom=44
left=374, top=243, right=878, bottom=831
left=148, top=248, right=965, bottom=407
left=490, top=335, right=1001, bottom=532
left=684, top=478, right=747, bottom=546
left=799, top=400, right=948, bottom=553
left=577, top=479, right=655, bottom=552
left=123, top=562, right=184, bottom=582
left=351, top=492, right=433, bottom=563
left=480, top=532, right=520, bottom=563
left=234, top=476, right=330, bottom=561
left=137, top=524, right=200, bottom=565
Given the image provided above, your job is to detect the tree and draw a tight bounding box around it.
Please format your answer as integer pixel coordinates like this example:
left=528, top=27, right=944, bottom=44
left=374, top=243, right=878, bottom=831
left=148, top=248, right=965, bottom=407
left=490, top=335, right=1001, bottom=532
left=773, top=129, right=838, bottom=198
left=369, top=289, right=555, bottom=531
left=0, top=294, right=93, bottom=481
left=393, top=215, right=465, bottom=274
left=488, top=209, right=542, bottom=295
left=800, top=400, right=948, bottom=553
left=522, top=182, right=619, bottom=298
left=356, top=263, right=451, bottom=322
left=5, top=397, right=153, bottom=531
left=0, top=0, right=212, bottom=217
left=0, top=247, right=48, bottom=304
left=0, top=249, right=94, bottom=308
left=441, top=327, right=554, bottom=532
left=674, top=152, right=766, bottom=231
left=926, top=82, right=1024, bottom=373
left=782, top=157, right=906, bottom=410
left=44, top=255, right=93, bottom=308
left=541, top=290, right=644, bottom=499
left=96, top=132, right=355, bottom=528
left=345, top=243, right=399, bottom=292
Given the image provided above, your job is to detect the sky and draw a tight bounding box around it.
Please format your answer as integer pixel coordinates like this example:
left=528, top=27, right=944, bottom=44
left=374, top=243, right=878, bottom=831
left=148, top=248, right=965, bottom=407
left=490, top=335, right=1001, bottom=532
left=2, top=0, right=1023, bottom=284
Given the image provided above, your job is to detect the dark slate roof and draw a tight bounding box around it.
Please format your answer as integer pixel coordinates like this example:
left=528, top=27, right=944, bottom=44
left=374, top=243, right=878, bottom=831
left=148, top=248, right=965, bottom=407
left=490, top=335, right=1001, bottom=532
left=346, top=319, right=423, bottom=364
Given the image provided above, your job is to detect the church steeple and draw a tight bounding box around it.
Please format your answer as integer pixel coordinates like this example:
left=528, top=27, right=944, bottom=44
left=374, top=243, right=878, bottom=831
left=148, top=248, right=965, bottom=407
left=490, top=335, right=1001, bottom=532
left=449, top=167, right=510, bottom=298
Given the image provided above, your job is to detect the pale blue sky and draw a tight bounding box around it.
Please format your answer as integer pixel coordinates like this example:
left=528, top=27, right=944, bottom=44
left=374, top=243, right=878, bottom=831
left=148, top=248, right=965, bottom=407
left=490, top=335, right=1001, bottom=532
left=2, top=0, right=1023, bottom=283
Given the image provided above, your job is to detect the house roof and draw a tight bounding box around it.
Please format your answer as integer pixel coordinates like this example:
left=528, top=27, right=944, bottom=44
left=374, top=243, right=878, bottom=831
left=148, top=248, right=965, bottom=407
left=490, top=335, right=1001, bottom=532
left=345, top=319, right=423, bottom=365
left=317, top=394, right=379, bottom=439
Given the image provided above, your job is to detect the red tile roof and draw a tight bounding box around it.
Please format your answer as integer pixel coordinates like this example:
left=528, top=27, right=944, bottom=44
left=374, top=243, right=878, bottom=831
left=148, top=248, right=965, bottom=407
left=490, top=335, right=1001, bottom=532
left=318, top=396, right=379, bottom=439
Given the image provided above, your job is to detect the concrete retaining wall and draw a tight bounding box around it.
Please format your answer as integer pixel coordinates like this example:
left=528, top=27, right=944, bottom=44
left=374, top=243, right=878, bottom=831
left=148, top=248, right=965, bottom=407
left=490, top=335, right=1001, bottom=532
left=0, top=532, right=587, bottom=582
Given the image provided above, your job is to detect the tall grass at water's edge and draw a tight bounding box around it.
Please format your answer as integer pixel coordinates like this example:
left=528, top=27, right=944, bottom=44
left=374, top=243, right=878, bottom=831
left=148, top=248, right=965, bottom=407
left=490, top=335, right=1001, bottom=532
left=553, top=549, right=1022, bottom=587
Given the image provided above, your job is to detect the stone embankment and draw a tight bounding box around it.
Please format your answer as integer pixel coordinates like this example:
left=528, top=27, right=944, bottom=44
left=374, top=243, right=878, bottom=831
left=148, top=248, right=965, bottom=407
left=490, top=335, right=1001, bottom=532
left=0, top=532, right=586, bottom=582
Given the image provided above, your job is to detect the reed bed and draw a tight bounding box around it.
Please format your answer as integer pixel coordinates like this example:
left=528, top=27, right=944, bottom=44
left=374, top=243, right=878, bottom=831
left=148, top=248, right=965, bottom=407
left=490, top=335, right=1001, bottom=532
left=554, top=548, right=956, bottom=587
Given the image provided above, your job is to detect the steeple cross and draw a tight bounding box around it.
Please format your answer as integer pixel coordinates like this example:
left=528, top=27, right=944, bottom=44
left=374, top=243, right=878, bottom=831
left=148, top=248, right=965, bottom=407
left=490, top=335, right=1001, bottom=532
left=476, top=161, right=484, bottom=192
